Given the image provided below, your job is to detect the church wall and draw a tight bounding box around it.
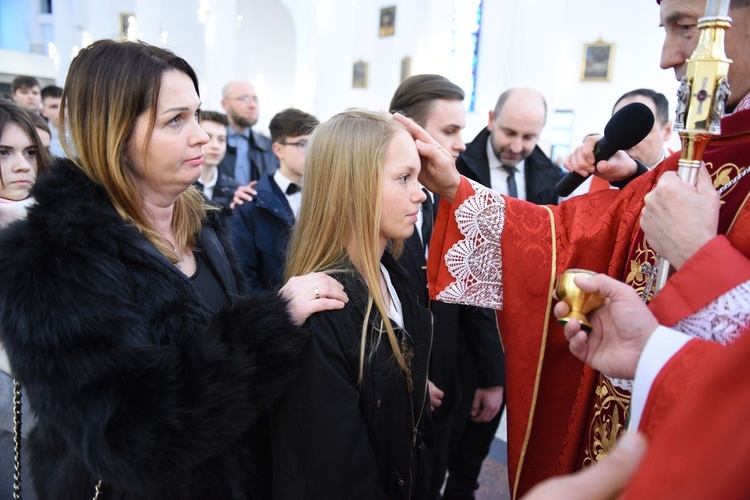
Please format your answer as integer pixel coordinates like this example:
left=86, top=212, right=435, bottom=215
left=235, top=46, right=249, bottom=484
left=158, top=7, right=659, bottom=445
left=1, top=0, right=683, bottom=153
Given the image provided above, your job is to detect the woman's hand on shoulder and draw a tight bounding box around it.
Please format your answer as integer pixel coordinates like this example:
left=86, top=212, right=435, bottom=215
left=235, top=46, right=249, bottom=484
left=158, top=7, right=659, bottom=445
left=280, top=272, right=349, bottom=326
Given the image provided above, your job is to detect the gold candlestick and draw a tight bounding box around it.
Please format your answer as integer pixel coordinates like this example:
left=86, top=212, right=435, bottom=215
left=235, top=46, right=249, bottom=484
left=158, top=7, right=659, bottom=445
left=555, top=269, right=606, bottom=332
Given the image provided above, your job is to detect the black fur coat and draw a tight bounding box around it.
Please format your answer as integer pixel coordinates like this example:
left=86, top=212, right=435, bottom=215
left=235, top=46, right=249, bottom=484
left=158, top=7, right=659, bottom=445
left=0, top=159, right=306, bottom=499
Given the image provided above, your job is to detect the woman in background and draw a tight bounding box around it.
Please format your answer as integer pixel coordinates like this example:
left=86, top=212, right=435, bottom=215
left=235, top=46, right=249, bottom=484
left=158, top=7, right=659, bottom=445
left=0, top=98, right=50, bottom=500
left=273, top=110, right=433, bottom=499
left=0, top=99, right=49, bottom=224
left=0, top=39, right=345, bottom=499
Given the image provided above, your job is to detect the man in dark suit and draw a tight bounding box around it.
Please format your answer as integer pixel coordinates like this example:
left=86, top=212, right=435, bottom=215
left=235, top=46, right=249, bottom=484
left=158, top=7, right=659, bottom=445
left=231, top=108, right=318, bottom=294
left=218, top=80, right=280, bottom=205
left=390, top=74, right=505, bottom=500
left=458, top=87, right=563, bottom=205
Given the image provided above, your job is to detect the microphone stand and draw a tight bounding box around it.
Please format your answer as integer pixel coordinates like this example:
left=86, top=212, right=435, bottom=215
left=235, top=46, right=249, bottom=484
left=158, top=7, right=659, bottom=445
left=648, top=0, right=733, bottom=297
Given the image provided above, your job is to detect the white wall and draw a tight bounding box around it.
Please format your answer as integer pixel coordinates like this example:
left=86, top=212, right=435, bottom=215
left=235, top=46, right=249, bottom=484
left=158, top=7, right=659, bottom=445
left=1, top=0, right=683, bottom=154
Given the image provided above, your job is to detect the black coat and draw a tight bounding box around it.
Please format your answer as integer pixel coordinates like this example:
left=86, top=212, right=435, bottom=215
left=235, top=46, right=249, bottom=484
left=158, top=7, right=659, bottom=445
left=457, top=127, right=563, bottom=205
left=0, top=159, right=306, bottom=499
left=397, top=215, right=504, bottom=494
left=271, top=254, right=433, bottom=499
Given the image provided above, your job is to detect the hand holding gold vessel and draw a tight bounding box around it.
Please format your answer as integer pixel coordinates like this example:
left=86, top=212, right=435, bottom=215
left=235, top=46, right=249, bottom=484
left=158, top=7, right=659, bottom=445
left=555, top=269, right=606, bottom=332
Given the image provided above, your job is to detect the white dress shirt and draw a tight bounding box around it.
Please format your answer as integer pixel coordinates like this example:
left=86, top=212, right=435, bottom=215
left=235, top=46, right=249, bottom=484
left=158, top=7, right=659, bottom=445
left=273, top=171, right=302, bottom=219
left=487, top=138, right=527, bottom=199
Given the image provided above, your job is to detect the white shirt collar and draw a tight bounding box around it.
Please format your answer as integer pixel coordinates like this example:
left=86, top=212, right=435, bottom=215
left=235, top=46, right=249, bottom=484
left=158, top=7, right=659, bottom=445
left=274, top=171, right=302, bottom=218
left=273, top=171, right=298, bottom=193
left=486, top=137, right=526, bottom=196
left=486, top=138, right=526, bottom=175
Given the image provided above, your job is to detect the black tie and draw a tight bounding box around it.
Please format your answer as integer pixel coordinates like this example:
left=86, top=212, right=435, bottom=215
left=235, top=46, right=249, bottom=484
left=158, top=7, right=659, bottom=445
left=286, top=183, right=300, bottom=195
left=420, top=189, right=433, bottom=251
left=502, top=165, right=518, bottom=198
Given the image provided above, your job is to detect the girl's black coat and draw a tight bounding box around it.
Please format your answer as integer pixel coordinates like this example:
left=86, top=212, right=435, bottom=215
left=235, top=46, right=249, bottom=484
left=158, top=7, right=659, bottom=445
left=271, top=255, right=434, bottom=499
left=0, top=159, right=306, bottom=499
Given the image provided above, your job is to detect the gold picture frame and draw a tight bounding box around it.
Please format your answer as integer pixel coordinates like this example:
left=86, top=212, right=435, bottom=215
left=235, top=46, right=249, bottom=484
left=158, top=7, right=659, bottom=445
left=379, top=6, right=396, bottom=37
left=400, top=56, right=411, bottom=83
left=352, top=61, right=368, bottom=89
left=581, top=42, right=615, bottom=81
left=120, top=13, right=135, bottom=40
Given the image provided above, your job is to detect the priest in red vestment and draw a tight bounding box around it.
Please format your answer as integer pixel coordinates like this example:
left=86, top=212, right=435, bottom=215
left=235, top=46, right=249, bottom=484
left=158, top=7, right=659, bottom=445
left=520, top=272, right=750, bottom=500
left=422, top=103, right=750, bottom=498
left=394, top=1, right=750, bottom=496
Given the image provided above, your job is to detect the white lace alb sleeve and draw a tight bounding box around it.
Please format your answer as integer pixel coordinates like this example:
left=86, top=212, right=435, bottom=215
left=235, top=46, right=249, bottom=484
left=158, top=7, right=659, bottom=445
left=672, top=279, right=750, bottom=345
left=610, top=279, right=750, bottom=392
left=436, top=180, right=506, bottom=310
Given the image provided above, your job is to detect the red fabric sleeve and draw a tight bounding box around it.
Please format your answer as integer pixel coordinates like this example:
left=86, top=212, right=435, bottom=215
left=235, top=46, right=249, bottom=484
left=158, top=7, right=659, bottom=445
left=649, top=236, right=750, bottom=326
left=625, top=328, right=750, bottom=499
left=636, top=338, right=723, bottom=437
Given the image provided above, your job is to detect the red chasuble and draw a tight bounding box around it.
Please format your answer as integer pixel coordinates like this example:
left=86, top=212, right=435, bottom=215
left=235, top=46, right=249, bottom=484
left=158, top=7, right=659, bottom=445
left=427, top=107, right=750, bottom=498
left=624, top=326, right=750, bottom=499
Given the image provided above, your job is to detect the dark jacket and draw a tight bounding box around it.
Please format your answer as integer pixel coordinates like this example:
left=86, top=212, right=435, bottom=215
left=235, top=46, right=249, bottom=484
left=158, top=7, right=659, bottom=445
left=0, top=159, right=306, bottom=499
left=194, top=171, right=241, bottom=208
left=231, top=173, right=294, bottom=294
left=398, top=224, right=504, bottom=390
left=398, top=203, right=504, bottom=495
left=218, top=129, right=279, bottom=183
left=457, top=128, right=563, bottom=205
left=271, top=254, right=433, bottom=499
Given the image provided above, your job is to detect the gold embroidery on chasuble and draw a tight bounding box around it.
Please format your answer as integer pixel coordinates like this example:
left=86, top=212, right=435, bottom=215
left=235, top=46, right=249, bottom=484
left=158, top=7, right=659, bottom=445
left=582, top=376, right=630, bottom=468
left=584, top=160, right=749, bottom=467
left=712, top=162, right=743, bottom=202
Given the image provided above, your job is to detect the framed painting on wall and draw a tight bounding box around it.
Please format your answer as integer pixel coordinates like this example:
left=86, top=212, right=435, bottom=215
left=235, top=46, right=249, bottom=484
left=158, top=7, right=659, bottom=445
left=379, top=6, right=396, bottom=37
left=120, top=13, right=135, bottom=40
left=400, top=56, right=411, bottom=82
left=581, top=42, right=614, bottom=81
left=353, top=61, right=368, bottom=88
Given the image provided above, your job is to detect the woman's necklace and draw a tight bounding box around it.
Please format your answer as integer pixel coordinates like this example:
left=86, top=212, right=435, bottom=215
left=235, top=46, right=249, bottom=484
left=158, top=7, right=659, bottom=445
left=172, top=246, right=183, bottom=270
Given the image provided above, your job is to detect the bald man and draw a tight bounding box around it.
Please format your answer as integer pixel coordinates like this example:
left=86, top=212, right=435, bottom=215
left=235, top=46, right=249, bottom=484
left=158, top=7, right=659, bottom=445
left=218, top=80, right=279, bottom=189
left=457, top=87, right=563, bottom=204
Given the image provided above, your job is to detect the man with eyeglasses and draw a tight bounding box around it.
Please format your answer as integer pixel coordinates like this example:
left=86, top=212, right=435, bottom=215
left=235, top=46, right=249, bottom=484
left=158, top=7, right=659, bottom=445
left=231, top=108, right=319, bottom=294
left=219, top=80, right=280, bottom=206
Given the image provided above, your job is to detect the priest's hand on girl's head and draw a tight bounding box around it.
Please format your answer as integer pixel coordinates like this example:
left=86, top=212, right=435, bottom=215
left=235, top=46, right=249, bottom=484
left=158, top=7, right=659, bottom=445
left=393, top=112, right=460, bottom=203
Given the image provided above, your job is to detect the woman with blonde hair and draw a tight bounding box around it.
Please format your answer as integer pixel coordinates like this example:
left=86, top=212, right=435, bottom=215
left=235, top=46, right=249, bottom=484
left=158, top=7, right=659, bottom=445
left=273, top=109, right=433, bottom=499
left=0, top=39, right=345, bottom=498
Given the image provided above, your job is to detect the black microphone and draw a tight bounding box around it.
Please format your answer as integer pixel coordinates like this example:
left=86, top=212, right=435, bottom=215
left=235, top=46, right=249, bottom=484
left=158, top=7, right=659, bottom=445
left=555, top=102, right=655, bottom=197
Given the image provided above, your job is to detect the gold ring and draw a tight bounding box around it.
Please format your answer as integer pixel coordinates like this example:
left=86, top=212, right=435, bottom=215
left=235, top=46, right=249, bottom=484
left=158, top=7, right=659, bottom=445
left=313, top=287, right=320, bottom=300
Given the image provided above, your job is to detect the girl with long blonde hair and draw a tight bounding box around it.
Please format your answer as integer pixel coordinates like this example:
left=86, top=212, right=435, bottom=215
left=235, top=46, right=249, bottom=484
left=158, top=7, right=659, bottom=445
left=274, top=109, right=434, bottom=499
